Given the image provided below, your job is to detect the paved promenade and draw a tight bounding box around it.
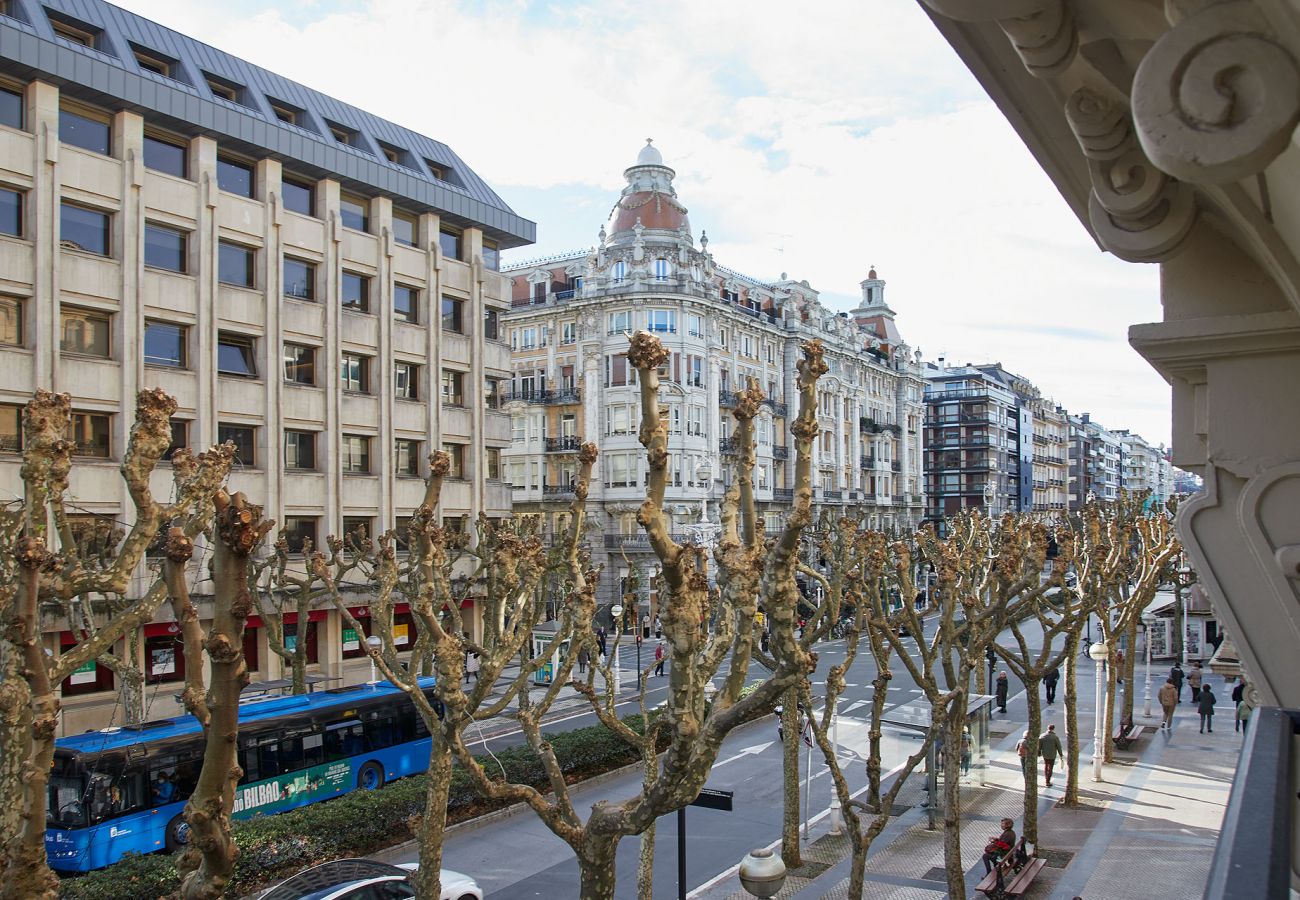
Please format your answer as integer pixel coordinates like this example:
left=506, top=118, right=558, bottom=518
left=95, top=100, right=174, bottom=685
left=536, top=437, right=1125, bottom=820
left=698, top=662, right=1240, bottom=899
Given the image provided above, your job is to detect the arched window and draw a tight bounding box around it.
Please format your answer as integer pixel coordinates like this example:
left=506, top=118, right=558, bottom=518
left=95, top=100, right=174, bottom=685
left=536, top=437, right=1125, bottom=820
left=653, top=258, right=670, bottom=281
left=611, top=261, right=627, bottom=283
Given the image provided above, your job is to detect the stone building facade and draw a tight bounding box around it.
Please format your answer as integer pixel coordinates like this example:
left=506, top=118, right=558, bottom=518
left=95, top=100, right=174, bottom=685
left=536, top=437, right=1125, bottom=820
left=0, top=0, right=532, bottom=732
left=501, top=143, right=925, bottom=606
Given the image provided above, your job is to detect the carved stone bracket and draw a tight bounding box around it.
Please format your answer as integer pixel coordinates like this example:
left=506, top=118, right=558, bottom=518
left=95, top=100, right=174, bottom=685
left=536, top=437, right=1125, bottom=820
left=1132, top=0, right=1300, bottom=185
left=921, top=0, right=1077, bottom=76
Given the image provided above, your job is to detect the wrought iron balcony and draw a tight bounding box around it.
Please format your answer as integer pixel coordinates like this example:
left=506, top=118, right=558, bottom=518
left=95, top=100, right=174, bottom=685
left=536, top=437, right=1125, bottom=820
left=891, top=460, right=902, bottom=472
left=719, top=390, right=739, bottom=408
left=763, top=398, right=789, bottom=417
left=505, top=388, right=580, bottom=405
left=542, top=484, right=575, bottom=497
left=860, top=455, right=875, bottom=470
left=823, top=489, right=844, bottom=502
left=772, top=445, right=789, bottom=461
left=772, top=488, right=794, bottom=502
left=544, top=437, right=581, bottom=453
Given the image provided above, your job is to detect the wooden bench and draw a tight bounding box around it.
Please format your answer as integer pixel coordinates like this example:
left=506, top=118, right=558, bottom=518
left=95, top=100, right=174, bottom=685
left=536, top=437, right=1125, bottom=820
left=1113, top=718, right=1142, bottom=749
left=976, top=838, right=1046, bottom=898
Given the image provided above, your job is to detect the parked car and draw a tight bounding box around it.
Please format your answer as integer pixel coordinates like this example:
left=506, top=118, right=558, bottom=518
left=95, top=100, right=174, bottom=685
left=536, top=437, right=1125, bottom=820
left=259, top=859, right=481, bottom=900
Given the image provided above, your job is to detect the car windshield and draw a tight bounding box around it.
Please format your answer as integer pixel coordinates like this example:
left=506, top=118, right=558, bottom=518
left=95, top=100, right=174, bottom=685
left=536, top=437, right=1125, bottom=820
left=47, top=774, right=86, bottom=828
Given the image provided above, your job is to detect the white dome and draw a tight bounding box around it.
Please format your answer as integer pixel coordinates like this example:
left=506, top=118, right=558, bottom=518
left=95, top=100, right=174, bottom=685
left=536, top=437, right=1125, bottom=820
left=637, top=138, right=663, bottom=166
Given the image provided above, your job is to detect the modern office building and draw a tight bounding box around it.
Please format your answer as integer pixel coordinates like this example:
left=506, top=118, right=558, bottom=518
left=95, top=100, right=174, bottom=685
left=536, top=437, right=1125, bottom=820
left=501, top=142, right=926, bottom=607
left=0, top=0, right=533, bottom=732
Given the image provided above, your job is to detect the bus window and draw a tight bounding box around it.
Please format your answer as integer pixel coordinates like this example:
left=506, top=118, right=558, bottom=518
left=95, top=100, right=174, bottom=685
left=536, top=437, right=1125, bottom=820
left=149, top=766, right=178, bottom=806
left=302, top=732, right=324, bottom=768
left=325, top=721, right=364, bottom=761
left=48, top=773, right=86, bottom=827
left=364, top=715, right=397, bottom=751
left=257, top=741, right=283, bottom=779
left=279, top=737, right=305, bottom=773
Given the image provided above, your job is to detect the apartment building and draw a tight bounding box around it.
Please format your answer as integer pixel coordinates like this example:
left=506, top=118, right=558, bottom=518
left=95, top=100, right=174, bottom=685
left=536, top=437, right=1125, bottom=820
left=1068, top=413, right=1121, bottom=510
left=1116, top=430, right=1171, bottom=509
left=501, top=142, right=925, bottom=606
left=0, top=0, right=532, bottom=732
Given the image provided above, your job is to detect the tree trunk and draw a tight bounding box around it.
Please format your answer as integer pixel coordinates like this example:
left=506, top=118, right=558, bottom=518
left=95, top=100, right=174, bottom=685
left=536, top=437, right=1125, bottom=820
left=636, top=822, right=655, bottom=900
left=1062, top=629, right=1081, bottom=806
left=940, top=706, right=966, bottom=900
left=1022, top=679, right=1042, bottom=844
left=578, top=837, right=619, bottom=900
left=411, top=742, right=452, bottom=900
left=1102, top=654, right=1118, bottom=763
left=780, top=686, right=801, bottom=868
left=1122, top=618, right=1138, bottom=724
left=0, top=641, right=33, bottom=875
left=1172, top=579, right=1184, bottom=661
left=866, top=661, right=888, bottom=809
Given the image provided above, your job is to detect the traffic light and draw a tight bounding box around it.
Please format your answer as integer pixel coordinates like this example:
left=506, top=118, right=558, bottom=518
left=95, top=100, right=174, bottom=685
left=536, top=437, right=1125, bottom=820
left=985, top=646, right=997, bottom=665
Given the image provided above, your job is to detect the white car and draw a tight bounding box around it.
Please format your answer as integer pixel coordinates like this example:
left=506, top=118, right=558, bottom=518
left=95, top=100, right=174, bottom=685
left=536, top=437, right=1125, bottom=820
left=260, top=859, right=482, bottom=900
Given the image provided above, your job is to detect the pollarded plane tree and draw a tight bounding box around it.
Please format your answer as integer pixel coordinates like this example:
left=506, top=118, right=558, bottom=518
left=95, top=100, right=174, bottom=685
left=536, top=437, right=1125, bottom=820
left=313, top=448, right=564, bottom=900
left=437, top=333, right=823, bottom=900
left=0, top=390, right=235, bottom=900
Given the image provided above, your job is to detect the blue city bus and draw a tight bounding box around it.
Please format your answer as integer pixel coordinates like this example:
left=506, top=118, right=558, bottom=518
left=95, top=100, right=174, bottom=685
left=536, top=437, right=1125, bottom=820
left=47, top=678, right=440, bottom=872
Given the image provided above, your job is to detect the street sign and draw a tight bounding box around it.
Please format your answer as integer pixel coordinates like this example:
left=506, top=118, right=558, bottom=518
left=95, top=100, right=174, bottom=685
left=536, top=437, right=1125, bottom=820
left=690, top=788, right=734, bottom=811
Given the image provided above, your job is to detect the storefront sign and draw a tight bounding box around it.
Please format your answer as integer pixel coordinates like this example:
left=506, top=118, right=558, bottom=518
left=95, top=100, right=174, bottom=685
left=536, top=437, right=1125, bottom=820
left=69, top=660, right=97, bottom=685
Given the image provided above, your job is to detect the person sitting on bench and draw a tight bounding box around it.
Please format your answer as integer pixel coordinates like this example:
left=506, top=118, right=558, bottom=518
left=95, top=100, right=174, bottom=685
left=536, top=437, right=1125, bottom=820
left=982, top=818, right=1016, bottom=874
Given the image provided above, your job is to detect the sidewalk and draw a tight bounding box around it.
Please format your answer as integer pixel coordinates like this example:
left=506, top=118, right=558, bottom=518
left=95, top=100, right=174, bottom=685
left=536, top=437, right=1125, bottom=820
left=698, top=668, right=1239, bottom=899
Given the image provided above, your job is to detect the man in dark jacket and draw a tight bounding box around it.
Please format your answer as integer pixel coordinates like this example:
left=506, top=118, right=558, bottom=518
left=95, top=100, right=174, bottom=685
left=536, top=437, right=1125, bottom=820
left=1044, top=667, right=1060, bottom=705
left=1039, top=724, right=1064, bottom=787
left=1232, top=681, right=1247, bottom=732
left=1197, top=684, right=1217, bottom=733
left=1170, top=662, right=1185, bottom=701
left=995, top=671, right=1010, bottom=713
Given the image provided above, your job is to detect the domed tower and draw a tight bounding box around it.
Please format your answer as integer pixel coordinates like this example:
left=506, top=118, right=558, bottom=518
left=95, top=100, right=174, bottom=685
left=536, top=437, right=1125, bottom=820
left=605, top=139, right=691, bottom=246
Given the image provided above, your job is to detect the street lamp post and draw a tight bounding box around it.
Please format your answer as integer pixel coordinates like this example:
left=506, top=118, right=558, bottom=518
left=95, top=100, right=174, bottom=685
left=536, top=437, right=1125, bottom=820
left=366, top=634, right=383, bottom=685
left=828, top=693, right=843, bottom=835
left=1142, top=617, right=1153, bottom=719
left=610, top=603, right=624, bottom=700
left=1177, top=564, right=1191, bottom=668
left=738, top=849, right=786, bottom=898
left=1089, top=641, right=1109, bottom=781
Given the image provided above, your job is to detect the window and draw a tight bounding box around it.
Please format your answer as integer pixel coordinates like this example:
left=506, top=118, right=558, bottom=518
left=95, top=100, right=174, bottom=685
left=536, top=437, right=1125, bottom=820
left=425, top=159, right=448, bottom=180
left=283, top=343, right=316, bottom=385
left=393, top=211, right=417, bottom=247
left=325, top=120, right=360, bottom=149
left=611, top=261, right=627, bottom=283
left=164, top=419, right=187, bottom=461
left=0, top=296, right=21, bottom=346
left=0, top=186, right=21, bottom=237
left=561, top=322, right=576, bottom=345
left=688, top=406, right=705, bottom=436
left=341, top=435, right=370, bottom=474
left=339, top=195, right=369, bottom=232
left=483, top=307, right=500, bottom=341
left=144, top=223, right=187, bottom=272
left=1, top=404, right=21, bottom=452
left=377, top=141, right=408, bottom=167
left=486, top=447, right=501, bottom=480
left=441, top=370, right=464, bottom=406
left=394, top=362, right=419, bottom=400
left=647, top=309, right=676, bottom=333
left=482, top=239, right=499, bottom=271
left=393, top=284, right=419, bottom=323
left=267, top=99, right=303, bottom=127
left=443, top=443, right=465, bottom=479
left=438, top=228, right=461, bottom=261
left=341, top=516, right=373, bottom=548
left=216, top=157, right=254, bottom=197
left=281, top=517, right=318, bottom=554
left=131, top=44, right=178, bottom=79
left=607, top=453, right=635, bottom=488
left=0, top=86, right=22, bottom=130
left=60, top=203, right=109, bottom=256
left=48, top=13, right=101, bottom=48
left=218, top=241, right=255, bottom=287
left=281, top=178, right=314, bottom=217
left=60, top=308, right=110, bottom=357
left=143, top=321, right=186, bottom=368
left=283, top=257, right=315, bottom=300
left=144, top=633, right=184, bottom=684
left=511, top=415, right=525, bottom=443
left=395, top=439, right=420, bottom=477
left=341, top=272, right=369, bottom=312
left=340, top=353, right=369, bottom=393
left=654, top=258, right=670, bottom=281
left=608, top=310, right=632, bottom=334
left=68, top=412, right=110, bottom=458
left=441, top=296, right=463, bottom=333
left=687, top=314, right=703, bottom=338
left=284, top=430, right=316, bottom=471
left=217, top=333, right=257, bottom=377
left=607, top=404, right=633, bottom=436
left=143, top=133, right=187, bottom=177
left=484, top=377, right=504, bottom=410
left=217, top=423, right=255, bottom=467
left=204, top=73, right=247, bottom=105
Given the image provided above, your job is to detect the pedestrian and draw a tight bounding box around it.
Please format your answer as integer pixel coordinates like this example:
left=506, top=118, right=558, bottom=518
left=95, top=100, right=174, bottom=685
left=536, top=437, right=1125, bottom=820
left=654, top=615, right=662, bottom=639
left=654, top=642, right=665, bottom=676
left=597, top=627, right=607, bottom=658
left=960, top=728, right=972, bottom=776
left=1039, top=724, right=1063, bottom=787
left=1232, top=680, right=1246, bottom=732
left=1187, top=661, right=1204, bottom=702
left=1237, top=695, right=1254, bottom=735
left=1158, top=678, right=1178, bottom=730
left=982, top=818, right=1016, bottom=874
left=465, top=651, right=480, bottom=684
left=1015, top=731, right=1032, bottom=779
left=1170, top=662, right=1185, bottom=701
left=760, top=630, right=769, bottom=654
left=1114, top=647, right=1125, bottom=685
left=995, top=670, right=1009, bottom=713
left=1044, top=666, right=1060, bottom=705
left=577, top=646, right=589, bottom=675
left=1197, top=683, right=1217, bottom=733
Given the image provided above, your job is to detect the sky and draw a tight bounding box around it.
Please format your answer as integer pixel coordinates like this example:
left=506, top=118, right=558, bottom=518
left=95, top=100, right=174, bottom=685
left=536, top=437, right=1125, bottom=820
left=115, top=0, right=1172, bottom=444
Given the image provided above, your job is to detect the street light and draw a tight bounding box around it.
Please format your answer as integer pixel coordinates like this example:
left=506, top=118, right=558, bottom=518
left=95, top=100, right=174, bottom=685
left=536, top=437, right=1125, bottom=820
left=366, top=634, right=383, bottom=685
left=610, top=603, right=624, bottom=700
left=828, top=691, right=843, bottom=835
left=738, top=848, right=786, bottom=898
left=983, top=479, right=996, bottom=517
left=1141, top=616, right=1154, bottom=719
left=1088, top=641, right=1108, bottom=782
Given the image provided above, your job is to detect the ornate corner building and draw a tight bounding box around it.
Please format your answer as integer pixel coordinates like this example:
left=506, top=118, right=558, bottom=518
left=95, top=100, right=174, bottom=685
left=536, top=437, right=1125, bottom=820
left=916, top=0, right=1300, bottom=888
left=501, top=142, right=926, bottom=603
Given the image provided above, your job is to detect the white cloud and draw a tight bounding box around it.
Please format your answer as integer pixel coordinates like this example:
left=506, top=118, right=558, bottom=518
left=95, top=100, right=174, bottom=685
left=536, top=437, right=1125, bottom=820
left=113, top=0, right=1172, bottom=444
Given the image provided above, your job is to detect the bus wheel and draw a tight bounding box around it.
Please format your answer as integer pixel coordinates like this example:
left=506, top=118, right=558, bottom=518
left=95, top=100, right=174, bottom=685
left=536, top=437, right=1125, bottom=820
left=357, top=761, right=384, bottom=791
left=165, top=814, right=191, bottom=852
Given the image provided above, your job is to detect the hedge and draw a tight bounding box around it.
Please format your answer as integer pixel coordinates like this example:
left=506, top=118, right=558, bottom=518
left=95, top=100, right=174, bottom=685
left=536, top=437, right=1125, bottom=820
left=58, top=711, right=671, bottom=900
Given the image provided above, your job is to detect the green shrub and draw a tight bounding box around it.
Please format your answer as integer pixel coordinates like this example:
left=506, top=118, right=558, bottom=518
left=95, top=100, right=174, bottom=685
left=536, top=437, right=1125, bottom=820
left=60, top=711, right=666, bottom=899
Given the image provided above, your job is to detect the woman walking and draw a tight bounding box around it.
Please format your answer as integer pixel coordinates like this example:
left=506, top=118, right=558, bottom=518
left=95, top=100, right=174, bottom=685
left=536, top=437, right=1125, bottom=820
left=1197, top=684, right=1217, bottom=733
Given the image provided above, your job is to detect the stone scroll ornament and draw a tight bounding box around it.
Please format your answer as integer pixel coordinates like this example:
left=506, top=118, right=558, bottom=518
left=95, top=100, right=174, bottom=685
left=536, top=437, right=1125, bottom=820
left=920, top=0, right=1078, bottom=77
left=1132, top=0, right=1300, bottom=186
left=1065, top=87, right=1197, bottom=263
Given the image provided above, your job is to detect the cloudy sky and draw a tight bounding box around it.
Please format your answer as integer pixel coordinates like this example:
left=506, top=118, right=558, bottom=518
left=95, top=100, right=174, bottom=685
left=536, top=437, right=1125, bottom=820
left=118, top=0, right=1172, bottom=444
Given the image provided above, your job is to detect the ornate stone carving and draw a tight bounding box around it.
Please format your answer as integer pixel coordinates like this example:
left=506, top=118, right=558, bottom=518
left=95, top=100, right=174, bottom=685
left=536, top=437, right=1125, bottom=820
left=920, top=0, right=1076, bottom=76
left=1065, top=86, right=1197, bottom=262
left=1132, top=0, right=1300, bottom=185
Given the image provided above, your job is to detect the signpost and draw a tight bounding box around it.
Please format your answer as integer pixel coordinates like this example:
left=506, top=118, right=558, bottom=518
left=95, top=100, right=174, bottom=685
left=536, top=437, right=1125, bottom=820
left=678, top=788, right=734, bottom=899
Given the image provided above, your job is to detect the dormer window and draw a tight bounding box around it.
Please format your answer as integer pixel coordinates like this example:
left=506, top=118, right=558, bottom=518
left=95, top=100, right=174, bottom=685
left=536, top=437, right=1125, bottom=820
left=325, top=120, right=365, bottom=152
left=47, top=10, right=105, bottom=50
left=203, top=72, right=251, bottom=107
left=131, top=44, right=182, bottom=81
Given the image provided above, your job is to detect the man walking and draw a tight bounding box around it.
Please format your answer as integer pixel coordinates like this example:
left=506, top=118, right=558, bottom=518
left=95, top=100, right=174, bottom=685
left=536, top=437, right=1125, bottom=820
left=1158, top=678, right=1178, bottom=730
left=1232, top=680, right=1246, bottom=732
left=1187, top=661, right=1204, bottom=703
left=1170, top=662, right=1185, bottom=701
left=1016, top=731, right=1032, bottom=780
left=995, top=671, right=1009, bottom=714
left=1039, top=724, right=1064, bottom=787
left=1197, top=683, right=1217, bottom=733
left=1044, top=666, right=1060, bottom=705
left=654, top=642, right=665, bottom=677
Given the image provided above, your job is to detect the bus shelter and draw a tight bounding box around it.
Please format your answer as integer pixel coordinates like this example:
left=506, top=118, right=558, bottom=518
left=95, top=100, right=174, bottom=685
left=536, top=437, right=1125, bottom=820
left=530, top=621, right=571, bottom=685
left=882, top=694, right=995, bottom=828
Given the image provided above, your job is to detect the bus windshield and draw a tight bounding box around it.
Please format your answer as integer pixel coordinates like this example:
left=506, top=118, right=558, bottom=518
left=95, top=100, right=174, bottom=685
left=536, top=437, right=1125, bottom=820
left=47, top=773, right=86, bottom=828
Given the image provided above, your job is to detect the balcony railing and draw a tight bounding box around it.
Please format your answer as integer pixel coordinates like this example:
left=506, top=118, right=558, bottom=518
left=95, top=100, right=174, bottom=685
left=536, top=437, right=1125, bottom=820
left=544, top=437, right=581, bottom=453
left=772, top=445, right=789, bottom=461
left=720, top=436, right=741, bottom=454
left=926, top=387, right=991, bottom=402
left=772, top=488, right=794, bottom=502
left=542, top=484, right=575, bottom=497
left=823, top=490, right=844, bottom=501
left=604, top=532, right=706, bottom=549
left=719, top=390, right=738, bottom=408
left=860, top=456, right=875, bottom=470
left=891, top=460, right=902, bottom=472
left=505, top=388, right=581, bottom=405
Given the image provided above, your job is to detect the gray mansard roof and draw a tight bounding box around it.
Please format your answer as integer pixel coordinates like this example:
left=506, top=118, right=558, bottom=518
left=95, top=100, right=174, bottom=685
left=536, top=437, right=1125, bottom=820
left=0, top=0, right=535, bottom=247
